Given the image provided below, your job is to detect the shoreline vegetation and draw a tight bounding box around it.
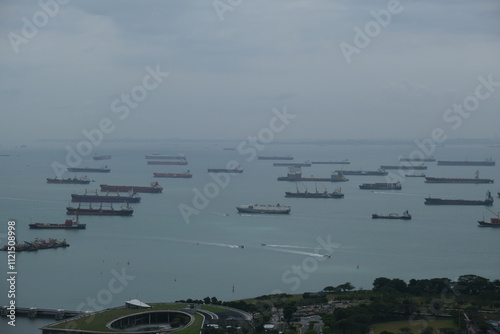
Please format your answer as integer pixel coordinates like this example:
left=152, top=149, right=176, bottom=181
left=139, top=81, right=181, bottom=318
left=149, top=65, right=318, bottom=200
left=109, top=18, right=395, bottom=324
left=43, top=275, right=500, bottom=334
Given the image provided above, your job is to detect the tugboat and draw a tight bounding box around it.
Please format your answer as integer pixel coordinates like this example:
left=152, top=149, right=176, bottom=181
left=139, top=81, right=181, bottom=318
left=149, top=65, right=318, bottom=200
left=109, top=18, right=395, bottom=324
left=425, top=190, right=494, bottom=206
left=66, top=203, right=134, bottom=216
left=372, top=210, right=411, bottom=220
left=285, top=184, right=344, bottom=198
left=47, top=176, right=90, bottom=184
left=359, top=182, right=402, bottom=190
left=236, top=204, right=291, bottom=214
left=29, top=216, right=86, bottom=229
left=478, top=210, right=500, bottom=227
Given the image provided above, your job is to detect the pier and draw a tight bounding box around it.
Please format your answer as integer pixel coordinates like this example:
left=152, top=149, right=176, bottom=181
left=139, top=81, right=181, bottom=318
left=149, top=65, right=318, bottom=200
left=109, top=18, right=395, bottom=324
left=1, top=306, right=84, bottom=320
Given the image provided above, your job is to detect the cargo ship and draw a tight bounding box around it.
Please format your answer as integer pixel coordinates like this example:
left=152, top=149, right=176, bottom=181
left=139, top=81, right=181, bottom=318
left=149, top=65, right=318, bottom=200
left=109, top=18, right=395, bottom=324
left=67, top=166, right=111, bottom=173
left=153, top=171, right=192, bottom=178
left=145, top=153, right=186, bottom=160
left=424, top=171, right=493, bottom=184
left=311, top=159, right=350, bottom=165
left=335, top=169, right=388, bottom=176
left=47, top=176, right=90, bottom=184
left=66, top=203, right=134, bottom=216
left=359, top=182, right=402, bottom=190
left=437, top=158, right=495, bottom=166
left=71, top=190, right=141, bottom=203
left=372, top=210, right=411, bottom=220
left=405, top=173, right=426, bottom=177
left=425, top=191, right=493, bottom=206
left=273, top=161, right=311, bottom=167
left=258, top=155, right=293, bottom=160
left=400, top=157, right=436, bottom=162
left=100, top=182, right=163, bottom=193
left=285, top=185, right=344, bottom=198
left=478, top=211, right=500, bottom=227
left=1, top=238, right=69, bottom=252
left=207, top=166, right=243, bottom=173
left=380, top=164, right=427, bottom=170
left=93, top=154, right=111, bottom=160
left=277, top=167, right=348, bottom=182
left=147, top=160, right=188, bottom=165
left=29, top=217, right=86, bottom=229
left=236, top=203, right=291, bottom=214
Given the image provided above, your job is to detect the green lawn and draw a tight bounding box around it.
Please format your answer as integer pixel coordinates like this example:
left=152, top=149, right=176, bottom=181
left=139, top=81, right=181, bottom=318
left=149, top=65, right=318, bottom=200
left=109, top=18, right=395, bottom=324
left=371, top=319, right=457, bottom=334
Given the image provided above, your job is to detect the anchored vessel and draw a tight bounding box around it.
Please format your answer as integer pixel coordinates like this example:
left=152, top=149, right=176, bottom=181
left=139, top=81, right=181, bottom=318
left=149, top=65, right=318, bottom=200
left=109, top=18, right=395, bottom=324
left=1, top=238, right=69, bottom=252
left=273, top=162, right=311, bottom=167
left=67, top=166, right=110, bottom=173
left=148, top=160, right=188, bottom=165
left=372, top=210, right=411, bottom=220
left=405, top=173, right=426, bottom=177
left=380, top=164, right=427, bottom=170
left=93, top=154, right=111, bottom=160
left=100, top=182, right=163, bottom=193
left=359, top=182, right=402, bottom=190
left=258, top=155, right=294, bottom=160
left=153, top=171, right=192, bottom=178
left=29, top=217, right=86, bottom=229
left=66, top=203, right=134, bottom=216
left=71, top=190, right=141, bottom=203
left=277, top=166, right=348, bottom=182
left=336, top=169, right=388, bottom=176
left=236, top=204, right=291, bottom=214
left=207, top=166, right=243, bottom=173
left=425, top=171, right=493, bottom=184
left=145, top=153, right=186, bottom=160
left=285, top=185, right=344, bottom=198
left=478, top=211, right=500, bottom=227
left=47, top=176, right=90, bottom=184
left=437, top=158, right=495, bottom=166
left=425, top=191, right=494, bottom=206
left=312, top=159, right=350, bottom=165
left=400, top=157, right=436, bottom=162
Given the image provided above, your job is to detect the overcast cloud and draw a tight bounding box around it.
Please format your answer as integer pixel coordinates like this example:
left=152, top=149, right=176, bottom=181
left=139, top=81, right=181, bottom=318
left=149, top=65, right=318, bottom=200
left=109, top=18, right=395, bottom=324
left=1, top=0, right=499, bottom=143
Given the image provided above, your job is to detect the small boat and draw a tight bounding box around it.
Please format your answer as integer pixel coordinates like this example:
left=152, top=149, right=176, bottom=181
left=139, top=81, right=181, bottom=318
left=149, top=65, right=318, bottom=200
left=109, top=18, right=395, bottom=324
left=359, top=182, right=402, bottom=190
left=67, top=166, right=110, bottom=173
left=236, top=204, right=291, bottom=214
left=153, top=171, right=192, bottom=178
left=478, top=210, right=500, bottom=227
left=29, top=216, right=86, bottom=229
left=47, top=176, right=90, bottom=184
left=372, top=210, right=411, bottom=220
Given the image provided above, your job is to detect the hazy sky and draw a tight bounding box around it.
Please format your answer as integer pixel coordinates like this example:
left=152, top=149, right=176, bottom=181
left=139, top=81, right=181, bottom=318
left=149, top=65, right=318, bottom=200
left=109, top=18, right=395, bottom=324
left=1, top=0, right=499, bottom=143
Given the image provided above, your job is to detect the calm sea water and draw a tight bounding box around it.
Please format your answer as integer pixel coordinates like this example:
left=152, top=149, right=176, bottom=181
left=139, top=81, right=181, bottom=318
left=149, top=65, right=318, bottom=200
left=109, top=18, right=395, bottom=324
left=1, top=141, right=499, bottom=333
